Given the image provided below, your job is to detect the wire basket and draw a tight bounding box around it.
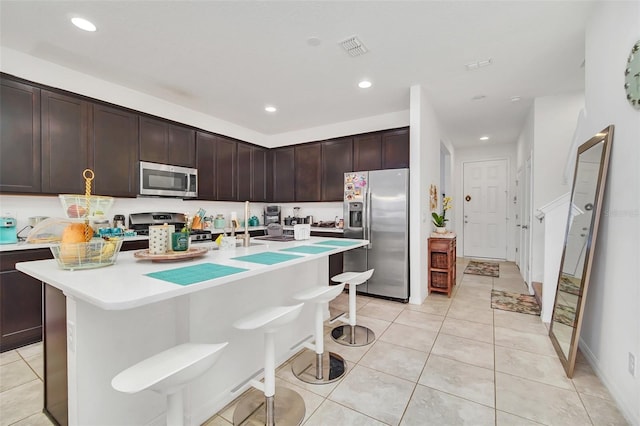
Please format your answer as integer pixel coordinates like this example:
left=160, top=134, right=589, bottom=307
left=50, top=238, right=123, bottom=270
left=59, top=194, right=114, bottom=220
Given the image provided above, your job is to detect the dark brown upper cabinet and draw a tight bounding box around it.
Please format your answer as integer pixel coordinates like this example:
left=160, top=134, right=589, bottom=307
left=238, top=143, right=269, bottom=202
left=90, top=104, right=138, bottom=197
left=353, top=132, right=382, bottom=171
left=272, top=147, right=295, bottom=202
left=295, top=143, right=322, bottom=202
left=139, top=116, right=195, bottom=168
left=195, top=131, right=216, bottom=200
left=41, top=90, right=90, bottom=194
left=0, top=78, right=41, bottom=193
left=381, top=127, right=410, bottom=169
left=214, top=135, right=237, bottom=201
left=321, top=137, right=353, bottom=201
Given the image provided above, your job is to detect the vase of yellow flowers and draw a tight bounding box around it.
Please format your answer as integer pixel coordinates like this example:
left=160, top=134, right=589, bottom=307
left=432, top=195, right=452, bottom=233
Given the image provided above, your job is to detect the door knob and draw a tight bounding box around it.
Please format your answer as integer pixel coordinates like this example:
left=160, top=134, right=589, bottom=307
left=522, top=225, right=528, bottom=229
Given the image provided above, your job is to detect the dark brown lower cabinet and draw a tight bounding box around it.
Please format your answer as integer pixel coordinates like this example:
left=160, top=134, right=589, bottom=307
left=44, top=284, right=67, bottom=426
left=0, top=249, right=52, bottom=353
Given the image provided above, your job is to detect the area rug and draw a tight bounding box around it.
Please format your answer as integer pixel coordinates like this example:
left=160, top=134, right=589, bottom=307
left=464, top=260, right=500, bottom=278
left=491, top=290, right=540, bottom=316
left=559, top=275, right=581, bottom=296
left=553, top=303, right=577, bottom=328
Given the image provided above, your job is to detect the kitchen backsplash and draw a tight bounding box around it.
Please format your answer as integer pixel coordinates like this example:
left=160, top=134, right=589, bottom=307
left=0, top=195, right=343, bottom=230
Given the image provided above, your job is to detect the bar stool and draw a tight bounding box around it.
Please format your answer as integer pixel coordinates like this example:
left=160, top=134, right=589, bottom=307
left=111, top=342, right=229, bottom=426
left=232, top=303, right=305, bottom=426
left=291, top=283, right=347, bottom=384
left=330, top=269, right=375, bottom=347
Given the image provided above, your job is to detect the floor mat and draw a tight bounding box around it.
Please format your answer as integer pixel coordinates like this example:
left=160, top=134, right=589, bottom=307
left=559, top=275, right=581, bottom=296
left=553, top=303, right=577, bottom=327
left=464, top=260, right=500, bottom=277
left=491, top=289, right=540, bottom=316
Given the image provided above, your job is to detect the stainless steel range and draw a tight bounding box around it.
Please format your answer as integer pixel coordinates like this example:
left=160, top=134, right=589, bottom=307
left=128, top=212, right=213, bottom=243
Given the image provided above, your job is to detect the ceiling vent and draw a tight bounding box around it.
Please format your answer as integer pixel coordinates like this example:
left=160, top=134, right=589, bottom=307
left=339, top=36, right=368, bottom=57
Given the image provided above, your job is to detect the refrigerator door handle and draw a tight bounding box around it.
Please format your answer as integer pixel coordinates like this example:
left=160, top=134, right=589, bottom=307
left=366, top=188, right=372, bottom=248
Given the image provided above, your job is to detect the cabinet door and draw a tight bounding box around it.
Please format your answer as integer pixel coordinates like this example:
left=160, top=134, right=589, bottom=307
left=90, top=104, right=138, bottom=197
left=215, top=135, right=237, bottom=201
left=252, top=147, right=268, bottom=202
left=41, top=90, right=89, bottom=194
left=382, top=127, right=409, bottom=169
left=168, top=125, right=195, bottom=167
left=0, top=271, right=42, bottom=352
left=196, top=132, right=216, bottom=200
left=272, top=147, right=295, bottom=202
left=295, top=143, right=322, bottom=202
left=139, top=116, right=168, bottom=164
left=0, top=79, right=41, bottom=193
left=353, top=133, right=382, bottom=171
left=237, top=143, right=252, bottom=201
left=322, top=137, right=353, bottom=201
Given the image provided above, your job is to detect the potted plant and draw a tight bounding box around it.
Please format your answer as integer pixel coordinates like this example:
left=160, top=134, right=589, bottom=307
left=432, top=196, right=452, bottom=233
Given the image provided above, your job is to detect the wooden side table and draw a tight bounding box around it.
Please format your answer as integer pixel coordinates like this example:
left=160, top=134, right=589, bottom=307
left=428, top=234, right=457, bottom=297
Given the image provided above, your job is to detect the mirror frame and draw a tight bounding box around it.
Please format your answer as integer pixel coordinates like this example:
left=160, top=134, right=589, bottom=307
left=549, top=125, right=614, bottom=377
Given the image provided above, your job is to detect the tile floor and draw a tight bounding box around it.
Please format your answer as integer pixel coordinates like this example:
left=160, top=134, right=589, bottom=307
left=0, top=259, right=629, bottom=425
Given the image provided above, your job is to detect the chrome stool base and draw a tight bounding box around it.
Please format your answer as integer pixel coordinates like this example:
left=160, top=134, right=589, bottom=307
left=331, top=324, right=375, bottom=347
left=291, top=350, right=347, bottom=384
left=233, top=386, right=305, bottom=426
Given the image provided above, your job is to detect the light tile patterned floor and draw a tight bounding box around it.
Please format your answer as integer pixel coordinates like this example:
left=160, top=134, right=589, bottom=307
left=0, top=259, right=629, bottom=425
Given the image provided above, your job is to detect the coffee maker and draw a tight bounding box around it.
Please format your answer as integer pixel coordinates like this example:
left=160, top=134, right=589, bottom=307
left=263, top=206, right=281, bottom=225
left=0, top=216, right=18, bottom=244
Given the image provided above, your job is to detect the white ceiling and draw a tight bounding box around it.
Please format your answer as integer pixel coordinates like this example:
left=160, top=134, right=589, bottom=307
left=0, top=1, right=594, bottom=148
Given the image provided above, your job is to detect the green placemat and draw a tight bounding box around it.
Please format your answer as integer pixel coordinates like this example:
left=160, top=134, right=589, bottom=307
left=231, top=252, right=303, bottom=265
left=279, top=245, right=335, bottom=254
left=314, top=240, right=361, bottom=247
left=146, top=263, right=248, bottom=286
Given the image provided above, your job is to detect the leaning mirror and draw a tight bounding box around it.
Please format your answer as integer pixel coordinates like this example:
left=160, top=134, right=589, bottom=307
left=549, top=125, right=614, bottom=377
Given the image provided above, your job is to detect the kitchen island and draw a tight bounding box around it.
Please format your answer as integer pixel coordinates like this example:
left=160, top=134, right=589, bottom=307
left=16, top=237, right=366, bottom=426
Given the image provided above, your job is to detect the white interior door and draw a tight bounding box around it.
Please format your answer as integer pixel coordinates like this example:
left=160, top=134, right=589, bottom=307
left=463, top=159, right=508, bottom=259
left=520, top=155, right=532, bottom=286
left=515, top=167, right=522, bottom=269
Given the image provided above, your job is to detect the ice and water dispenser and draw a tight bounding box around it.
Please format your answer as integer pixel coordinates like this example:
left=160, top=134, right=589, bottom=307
left=346, top=202, right=363, bottom=228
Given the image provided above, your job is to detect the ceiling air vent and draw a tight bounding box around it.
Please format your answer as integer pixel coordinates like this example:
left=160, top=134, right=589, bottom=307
left=339, top=36, right=368, bottom=57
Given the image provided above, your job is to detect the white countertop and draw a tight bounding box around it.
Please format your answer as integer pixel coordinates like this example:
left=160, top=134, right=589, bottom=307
left=16, top=237, right=365, bottom=311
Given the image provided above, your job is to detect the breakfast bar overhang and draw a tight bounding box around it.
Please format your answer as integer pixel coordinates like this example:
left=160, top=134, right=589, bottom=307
left=17, top=237, right=368, bottom=426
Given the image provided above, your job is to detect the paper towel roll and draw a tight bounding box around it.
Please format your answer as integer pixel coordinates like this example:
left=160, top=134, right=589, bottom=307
left=149, top=225, right=170, bottom=254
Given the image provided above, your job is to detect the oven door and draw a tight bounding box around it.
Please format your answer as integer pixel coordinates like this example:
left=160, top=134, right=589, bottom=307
left=139, top=161, right=197, bottom=198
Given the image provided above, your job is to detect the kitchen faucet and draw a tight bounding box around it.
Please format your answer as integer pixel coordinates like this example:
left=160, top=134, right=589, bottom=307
left=238, top=201, right=251, bottom=247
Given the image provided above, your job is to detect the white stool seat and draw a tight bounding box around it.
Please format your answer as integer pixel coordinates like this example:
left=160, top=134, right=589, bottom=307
left=293, top=283, right=345, bottom=304
left=112, top=342, right=228, bottom=395
left=331, top=269, right=375, bottom=347
left=233, top=303, right=306, bottom=425
left=331, top=269, right=374, bottom=286
left=112, top=342, right=228, bottom=426
left=291, top=283, right=347, bottom=385
left=233, top=303, right=304, bottom=332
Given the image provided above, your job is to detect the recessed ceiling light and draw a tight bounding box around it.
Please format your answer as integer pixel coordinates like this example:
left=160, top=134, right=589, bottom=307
left=471, top=95, right=486, bottom=101
left=510, top=96, right=521, bottom=102
left=307, top=37, right=321, bottom=47
left=465, top=58, right=492, bottom=71
left=358, top=80, right=372, bottom=89
left=264, top=106, right=277, bottom=113
left=480, top=136, right=490, bottom=141
left=71, top=17, right=96, bottom=32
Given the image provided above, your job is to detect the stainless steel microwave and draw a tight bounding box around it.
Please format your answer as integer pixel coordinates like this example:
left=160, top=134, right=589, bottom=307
left=139, top=161, right=198, bottom=198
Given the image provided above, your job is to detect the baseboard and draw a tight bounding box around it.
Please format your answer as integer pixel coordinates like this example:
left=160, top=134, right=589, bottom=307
left=578, top=339, right=639, bottom=426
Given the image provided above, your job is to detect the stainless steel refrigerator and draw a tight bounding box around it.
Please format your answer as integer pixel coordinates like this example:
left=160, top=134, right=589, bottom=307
left=343, top=169, right=409, bottom=302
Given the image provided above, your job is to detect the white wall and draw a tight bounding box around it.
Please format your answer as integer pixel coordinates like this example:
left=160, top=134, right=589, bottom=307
left=453, top=142, right=518, bottom=261
left=530, top=93, right=585, bottom=283
left=578, top=1, right=640, bottom=424
left=0, top=47, right=410, bottom=149
left=409, top=85, right=442, bottom=304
